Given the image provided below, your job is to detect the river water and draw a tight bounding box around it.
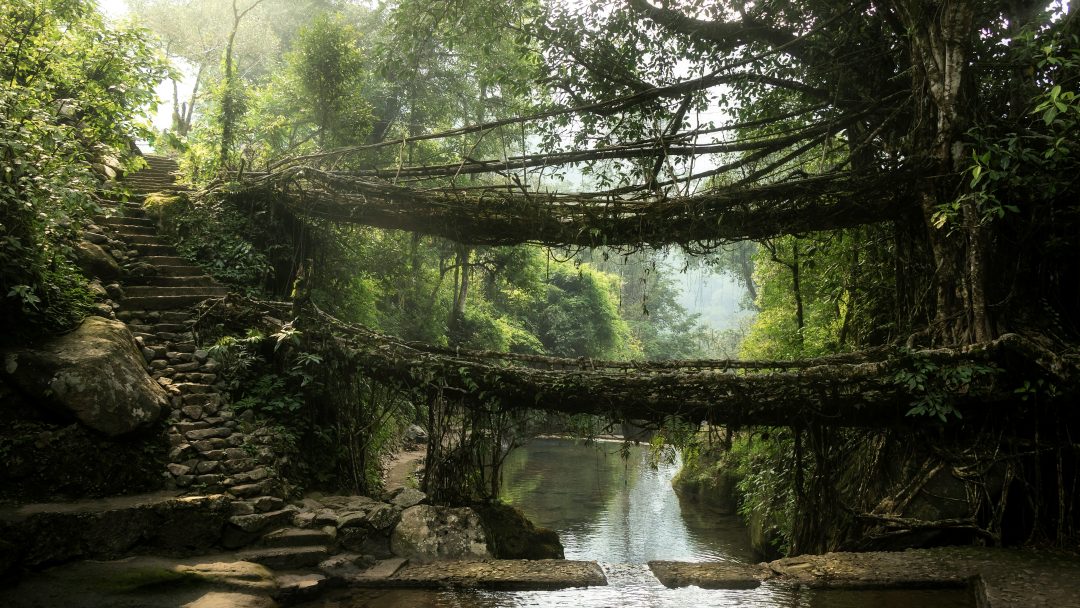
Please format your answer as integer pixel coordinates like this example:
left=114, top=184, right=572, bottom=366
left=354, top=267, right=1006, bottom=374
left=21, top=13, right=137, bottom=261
left=305, top=438, right=974, bottom=607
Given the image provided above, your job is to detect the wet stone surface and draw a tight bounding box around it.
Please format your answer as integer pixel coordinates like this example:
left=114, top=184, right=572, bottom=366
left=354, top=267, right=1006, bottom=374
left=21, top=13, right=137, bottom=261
left=649, top=546, right=1080, bottom=608
left=375, top=558, right=608, bottom=591
left=649, top=560, right=767, bottom=589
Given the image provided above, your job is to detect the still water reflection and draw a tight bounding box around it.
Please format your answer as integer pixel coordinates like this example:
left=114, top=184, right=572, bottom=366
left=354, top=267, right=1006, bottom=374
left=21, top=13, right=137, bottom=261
left=500, top=437, right=754, bottom=563
left=302, top=438, right=973, bottom=608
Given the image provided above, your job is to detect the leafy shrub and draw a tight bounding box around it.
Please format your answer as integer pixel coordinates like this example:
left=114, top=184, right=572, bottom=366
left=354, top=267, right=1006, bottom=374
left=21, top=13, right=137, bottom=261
left=1, top=0, right=166, bottom=339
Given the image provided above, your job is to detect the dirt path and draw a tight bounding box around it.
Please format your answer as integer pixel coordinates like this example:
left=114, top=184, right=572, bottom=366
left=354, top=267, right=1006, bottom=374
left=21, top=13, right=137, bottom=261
left=383, top=448, right=425, bottom=493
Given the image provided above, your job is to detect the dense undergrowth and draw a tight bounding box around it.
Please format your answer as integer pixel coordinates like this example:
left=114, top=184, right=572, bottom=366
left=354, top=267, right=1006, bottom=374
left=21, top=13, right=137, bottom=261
left=0, top=0, right=166, bottom=342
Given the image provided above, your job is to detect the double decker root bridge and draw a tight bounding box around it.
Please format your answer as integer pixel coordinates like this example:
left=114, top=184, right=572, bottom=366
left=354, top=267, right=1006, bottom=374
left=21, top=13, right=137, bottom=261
left=196, top=297, right=1079, bottom=429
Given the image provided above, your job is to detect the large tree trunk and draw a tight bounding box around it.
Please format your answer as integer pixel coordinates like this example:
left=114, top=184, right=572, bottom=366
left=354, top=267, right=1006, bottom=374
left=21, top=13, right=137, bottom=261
left=890, top=0, right=991, bottom=345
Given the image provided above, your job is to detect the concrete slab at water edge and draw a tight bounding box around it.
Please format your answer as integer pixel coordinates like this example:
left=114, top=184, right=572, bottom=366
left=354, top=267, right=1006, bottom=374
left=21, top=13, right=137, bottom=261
left=649, top=560, right=767, bottom=589
left=649, top=546, right=1080, bottom=608
left=352, top=558, right=608, bottom=591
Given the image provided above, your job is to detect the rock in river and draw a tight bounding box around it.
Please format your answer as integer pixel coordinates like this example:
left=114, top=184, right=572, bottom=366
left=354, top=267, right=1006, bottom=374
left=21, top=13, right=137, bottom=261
left=390, top=505, right=491, bottom=562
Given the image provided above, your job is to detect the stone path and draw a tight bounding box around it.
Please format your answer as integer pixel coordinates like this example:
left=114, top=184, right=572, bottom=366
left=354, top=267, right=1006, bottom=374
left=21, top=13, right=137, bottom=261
left=101, top=155, right=286, bottom=512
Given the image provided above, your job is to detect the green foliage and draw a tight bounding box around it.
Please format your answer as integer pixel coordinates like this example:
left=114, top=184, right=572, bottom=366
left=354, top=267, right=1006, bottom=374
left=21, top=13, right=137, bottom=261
left=741, top=230, right=891, bottom=360
left=533, top=262, right=640, bottom=359
left=150, top=192, right=276, bottom=292
left=0, top=0, right=166, bottom=338
left=893, top=349, right=999, bottom=422
left=290, top=13, right=373, bottom=147
left=731, top=429, right=795, bottom=555
left=585, top=250, right=712, bottom=360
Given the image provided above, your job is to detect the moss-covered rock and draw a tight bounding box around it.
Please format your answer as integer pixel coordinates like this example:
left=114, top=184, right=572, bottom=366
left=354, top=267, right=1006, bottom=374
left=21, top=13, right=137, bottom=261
left=2, top=316, right=168, bottom=436
left=672, top=448, right=741, bottom=515
left=474, top=501, right=564, bottom=560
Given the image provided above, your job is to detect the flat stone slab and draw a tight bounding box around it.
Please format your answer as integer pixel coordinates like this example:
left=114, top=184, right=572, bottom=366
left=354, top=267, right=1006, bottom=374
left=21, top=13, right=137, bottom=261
left=4, top=554, right=276, bottom=608
left=648, top=560, right=767, bottom=589
left=347, top=557, right=408, bottom=581
left=352, top=559, right=607, bottom=590
left=0, top=490, right=190, bottom=522
left=651, top=547, right=1080, bottom=608
left=236, top=545, right=329, bottom=570
left=0, top=493, right=232, bottom=568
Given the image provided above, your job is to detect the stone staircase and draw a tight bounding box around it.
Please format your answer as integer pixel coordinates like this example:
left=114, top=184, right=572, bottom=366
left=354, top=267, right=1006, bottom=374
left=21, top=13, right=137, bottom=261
left=93, top=154, right=288, bottom=520
left=237, top=527, right=335, bottom=569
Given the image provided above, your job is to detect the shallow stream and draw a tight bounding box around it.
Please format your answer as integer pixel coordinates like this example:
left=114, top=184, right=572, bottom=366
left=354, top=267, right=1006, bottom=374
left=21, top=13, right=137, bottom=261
left=308, top=438, right=973, bottom=607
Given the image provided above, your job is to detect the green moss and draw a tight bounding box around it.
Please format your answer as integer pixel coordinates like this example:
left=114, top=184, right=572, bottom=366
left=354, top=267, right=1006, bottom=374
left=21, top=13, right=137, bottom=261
left=474, top=501, right=564, bottom=559
left=142, top=192, right=187, bottom=210
left=672, top=446, right=741, bottom=514
left=90, top=566, right=203, bottom=593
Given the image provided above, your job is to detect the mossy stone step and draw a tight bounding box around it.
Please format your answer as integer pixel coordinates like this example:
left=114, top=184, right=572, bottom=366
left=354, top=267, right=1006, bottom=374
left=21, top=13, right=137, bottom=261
left=102, top=206, right=149, bottom=219
left=121, top=294, right=223, bottom=311
left=138, top=264, right=206, bottom=277
left=123, top=234, right=167, bottom=245
left=142, top=255, right=191, bottom=266
left=109, top=224, right=158, bottom=236
left=236, top=546, right=330, bottom=570
left=132, top=243, right=177, bottom=256
left=95, top=214, right=155, bottom=226
left=125, top=286, right=229, bottom=298
left=130, top=275, right=216, bottom=287
left=261, top=528, right=334, bottom=549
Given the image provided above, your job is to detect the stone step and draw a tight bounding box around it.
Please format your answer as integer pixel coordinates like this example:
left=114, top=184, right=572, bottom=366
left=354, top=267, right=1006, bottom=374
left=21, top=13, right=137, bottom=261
left=125, top=181, right=177, bottom=189
left=261, top=528, right=334, bottom=549
left=143, top=156, right=180, bottom=170
left=94, top=215, right=156, bottom=228
left=125, top=285, right=230, bottom=298
left=142, top=255, right=190, bottom=266
left=0, top=493, right=231, bottom=568
left=132, top=166, right=175, bottom=174
left=132, top=243, right=177, bottom=256
left=347, top=557, right=408, bottom=582
left=123, top=234, right=166, bottom=245
left=127, top=187, right=186, bottom=195
left=152, top=322, right=191, bottom=332
left=108, top=201, right=148, bottom=210
left=128, top=275, right=216, bottom=287
left=125, top=175, right=178, bottom=182
left=103, top=206, right=149, bottom=219
left=172, top=382, right=214, bottom=394
left=236, top=546, right=330, bottom=570
left=121, top=294, right=222, bottom=310
left=146, top=264, right=206, bottom=277
left=118, top=310, right=192, bottom=323
left=109, top=224, right=158, bottom=236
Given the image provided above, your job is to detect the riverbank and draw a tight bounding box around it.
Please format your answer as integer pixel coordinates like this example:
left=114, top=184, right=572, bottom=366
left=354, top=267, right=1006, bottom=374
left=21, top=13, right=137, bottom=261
left=7, top=545, right=1080, bottom=607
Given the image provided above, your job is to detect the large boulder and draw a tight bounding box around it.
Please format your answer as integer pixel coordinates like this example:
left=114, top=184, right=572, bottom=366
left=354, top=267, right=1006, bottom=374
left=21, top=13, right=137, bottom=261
left=473, top=502, right=564, bottom=559
left=2, top=317, right=167, bottom=436
left=390, top=505, right=491, bottom=562
left=74, top=241, right=120, bottom=281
